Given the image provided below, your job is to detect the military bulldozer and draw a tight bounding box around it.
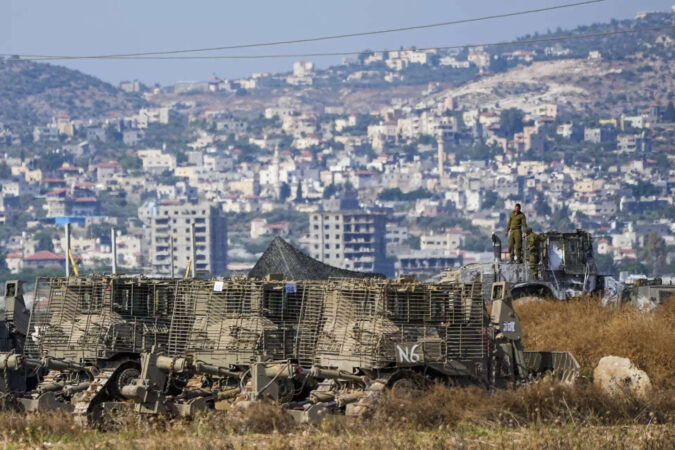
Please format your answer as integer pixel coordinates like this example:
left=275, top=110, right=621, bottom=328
left=442, top=229, right=608, bottom=302
left=116, top=277, right=325, bottom=419
left=0, top=275, right=178, bottom=416
left=290, top=279, right=578, bottom=421
left=116, top=277, right=579, bottom=425
left=0, top=281, right=40, bottom=405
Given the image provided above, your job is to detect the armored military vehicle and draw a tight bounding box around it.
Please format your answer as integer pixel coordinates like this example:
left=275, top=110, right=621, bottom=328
left=442, top=229, right=604, bottom=302
left=296, top=279, right=578, bottom=420
left=1, top=281, right=30, bottom=354
left=117, top=277, right=579, bottom=424
left=0, top=281, right=38, bottom=403
left=605, top=277, right=675, bottom=310
left=1, top=275, right=178, bottom=415
left=118, top=277, right=325, bottom=417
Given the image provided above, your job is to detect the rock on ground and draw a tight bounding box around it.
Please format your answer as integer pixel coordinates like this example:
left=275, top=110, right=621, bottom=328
left=594, top=356, right=652, bottom=397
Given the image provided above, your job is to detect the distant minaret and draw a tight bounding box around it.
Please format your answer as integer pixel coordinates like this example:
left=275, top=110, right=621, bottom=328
left=437, top=129, right=445, bottom=177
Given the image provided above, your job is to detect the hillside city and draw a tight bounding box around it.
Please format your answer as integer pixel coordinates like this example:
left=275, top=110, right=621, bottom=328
left=0, top=9, right=673, bottom=286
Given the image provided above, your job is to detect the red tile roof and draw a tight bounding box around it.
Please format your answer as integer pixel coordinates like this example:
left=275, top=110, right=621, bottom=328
left=91, top=162, right=121, bottom=169
left=47, top=188, right=69, bottom=196
left=24, top=250, right=65, bottom=261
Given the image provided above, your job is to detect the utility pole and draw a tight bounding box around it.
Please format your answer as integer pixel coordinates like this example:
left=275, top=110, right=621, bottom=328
left=170, top=234, right=175, bottom=278
left=111, top=226, right=118, bottom=275
left=190, top=222, right=197, bottom=278
left=65, top=223, right=71, bottom=277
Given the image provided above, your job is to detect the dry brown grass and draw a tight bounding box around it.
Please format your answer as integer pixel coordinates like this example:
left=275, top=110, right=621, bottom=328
left=0, top=412, right=671, bottom=449
left=516, top=297, right=675, bottom=388
left=1, top=299, right=673, bottom=448
left=370, top=381, right=674, bottom=432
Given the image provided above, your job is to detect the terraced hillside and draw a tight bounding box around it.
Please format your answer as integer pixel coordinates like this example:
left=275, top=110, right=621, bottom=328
left=0, top=59, right=146, bottom=124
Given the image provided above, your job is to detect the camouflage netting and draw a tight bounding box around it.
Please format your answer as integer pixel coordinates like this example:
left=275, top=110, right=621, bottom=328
left=248, top=237, right=384, bottom=280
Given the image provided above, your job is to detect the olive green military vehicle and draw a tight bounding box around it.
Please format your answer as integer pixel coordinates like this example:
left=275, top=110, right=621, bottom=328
left=118, top=277, right=579, bottom=424
left=0, top=275, right=178, bottom=416
left=0, top=281, right=38, bottom=406
left=117, top=277, right=325, bottom=418
left=442, top=229, right=608, bottom=302
left=605, top=277, right=675, bottom=310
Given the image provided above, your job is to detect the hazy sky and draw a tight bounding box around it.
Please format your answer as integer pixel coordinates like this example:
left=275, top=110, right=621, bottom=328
left=0, top=0, right=672, bottom=86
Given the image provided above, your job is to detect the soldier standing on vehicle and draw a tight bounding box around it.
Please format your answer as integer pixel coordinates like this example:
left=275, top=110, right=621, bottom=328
left=524, top=227, right=543, bottom=279
left=504, top=203, right=527, bottom=263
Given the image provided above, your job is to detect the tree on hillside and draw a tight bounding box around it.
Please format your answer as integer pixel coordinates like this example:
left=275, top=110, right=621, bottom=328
left=482, top=191, right=501, bottom=209
left=617, top=260, right=649, bottom=276
left=631, top=180, right=660, bottom=198
left=279, top=183, right=291, bottom=202
left=36, top=233, right=54, bottom=252
left=638, top=232, right=667, bottom=277
left=0, top=162, right=11, bottom=179
left=550, top=205, right=575, bottom=232
left=0, top=251, right=9, bottom=272
left=403, top=235, right=420, bottom=250
left=533, top=194, right=552, bottom=217
left=595, top=253, right=617, bottom=276
left=664, top=101, right=675, bottom=122
left=37, top=153, right=66, bottom=171
left=500, top=108, right=524, bottom=138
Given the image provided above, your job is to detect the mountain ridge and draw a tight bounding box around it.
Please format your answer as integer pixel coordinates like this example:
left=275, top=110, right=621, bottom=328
left=0, top=59, right=147, bottom=125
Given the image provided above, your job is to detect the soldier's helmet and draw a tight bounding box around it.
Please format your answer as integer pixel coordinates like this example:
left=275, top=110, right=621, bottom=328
left=524, top=227, right=532, bottom=234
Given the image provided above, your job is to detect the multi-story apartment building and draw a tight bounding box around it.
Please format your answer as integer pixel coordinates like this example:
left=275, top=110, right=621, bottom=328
left=308, top=211, right=388, bottom=275
left=420, top=230, right=465, bottom=254
left=149, top=201, right=227, bottom=276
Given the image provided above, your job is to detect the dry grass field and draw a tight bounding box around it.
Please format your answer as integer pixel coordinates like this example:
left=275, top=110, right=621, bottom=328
left=0, top=298, right=672, bottom=449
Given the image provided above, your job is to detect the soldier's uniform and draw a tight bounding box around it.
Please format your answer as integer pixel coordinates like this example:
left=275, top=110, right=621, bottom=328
left=505, top=210, right=527, bottom=262
left=525, top=228, right=544, bottom=279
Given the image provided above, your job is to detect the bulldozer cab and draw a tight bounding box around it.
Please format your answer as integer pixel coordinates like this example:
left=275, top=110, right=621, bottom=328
left=543, top=230, right=593, bottom=276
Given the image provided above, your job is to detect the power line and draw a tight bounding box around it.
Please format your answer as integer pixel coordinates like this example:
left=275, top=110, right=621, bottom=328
left=4, top=0, right=605, bottom=60
left=10, top=25, right=672, bottom=62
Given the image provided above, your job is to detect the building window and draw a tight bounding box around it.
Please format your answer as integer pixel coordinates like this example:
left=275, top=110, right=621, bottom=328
left=325, top=234, right=329, bottom=239
left=325, top=244, right=329, bottom=249
left=335, top=244, right=340, bottom=249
